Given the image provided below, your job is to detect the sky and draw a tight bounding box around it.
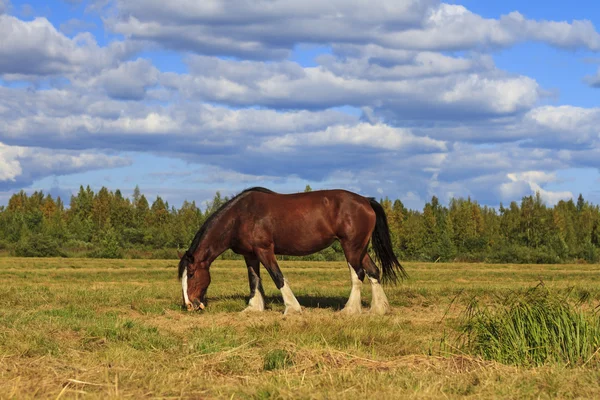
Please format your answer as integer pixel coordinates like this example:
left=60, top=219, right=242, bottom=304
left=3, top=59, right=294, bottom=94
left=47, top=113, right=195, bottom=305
left=1, top=0, right=600, bottom=210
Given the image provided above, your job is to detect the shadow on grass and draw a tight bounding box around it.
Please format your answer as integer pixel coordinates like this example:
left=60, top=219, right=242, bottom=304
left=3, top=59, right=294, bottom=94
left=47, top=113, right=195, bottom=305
left=206, top=293, right=361, bottom=311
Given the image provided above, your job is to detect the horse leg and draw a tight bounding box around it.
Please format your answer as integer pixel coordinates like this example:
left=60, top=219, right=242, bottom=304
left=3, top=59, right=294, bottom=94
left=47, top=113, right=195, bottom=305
left=255, top=248, right=302, bottom=315
left=341, top=262, right=364, bottom=314
left=340, top=241, right=366, bottom=314
left=242, top=256, right=265, bottom=312
left=362, top=253, right=391, bottom=315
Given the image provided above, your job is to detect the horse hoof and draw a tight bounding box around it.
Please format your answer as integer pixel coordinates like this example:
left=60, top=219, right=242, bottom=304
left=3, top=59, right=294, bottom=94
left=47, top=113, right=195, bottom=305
left=340, top=307, right=362, bottom=315
left=368, top=306, right=390, bottom=315
left=283, top=306, right=302, bottom=315
left=242, top=306, right=264, bottom=313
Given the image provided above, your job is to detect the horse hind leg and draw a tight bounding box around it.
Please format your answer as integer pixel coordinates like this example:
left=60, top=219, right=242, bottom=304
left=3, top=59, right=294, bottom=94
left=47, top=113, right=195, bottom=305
left=362, top=253, right=390, bottom=315
left=340, top=241, right=366, bottom=315
left=255, top=247, right=302, bottom=315
left=243, top=256, right=265, bottom=312
left=341, top=262, right=364, bottom=314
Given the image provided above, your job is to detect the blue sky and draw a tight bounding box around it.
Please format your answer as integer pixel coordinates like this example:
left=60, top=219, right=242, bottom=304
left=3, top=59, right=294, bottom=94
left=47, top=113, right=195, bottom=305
left=1, top=0, right=600, bottom=210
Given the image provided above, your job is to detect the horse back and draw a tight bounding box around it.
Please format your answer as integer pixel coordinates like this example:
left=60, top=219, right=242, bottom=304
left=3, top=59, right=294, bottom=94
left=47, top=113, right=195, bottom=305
left=231, top=189, right=376, bottom=256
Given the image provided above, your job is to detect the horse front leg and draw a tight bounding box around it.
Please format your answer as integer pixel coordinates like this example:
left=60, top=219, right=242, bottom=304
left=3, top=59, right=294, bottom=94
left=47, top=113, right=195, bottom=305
left=242, top=256, right=265, bottom=312
left=255, top=247, right=302, bottom=315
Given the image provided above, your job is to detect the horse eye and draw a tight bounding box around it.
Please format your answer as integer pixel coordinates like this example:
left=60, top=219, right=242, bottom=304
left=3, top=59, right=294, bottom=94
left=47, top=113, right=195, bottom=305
left=187, top=271, right=194, bottom=279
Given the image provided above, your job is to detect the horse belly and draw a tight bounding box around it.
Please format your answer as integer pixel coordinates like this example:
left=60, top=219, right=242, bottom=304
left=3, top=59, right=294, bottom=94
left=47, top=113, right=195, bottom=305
left=272, top=222, right=336, bottom=256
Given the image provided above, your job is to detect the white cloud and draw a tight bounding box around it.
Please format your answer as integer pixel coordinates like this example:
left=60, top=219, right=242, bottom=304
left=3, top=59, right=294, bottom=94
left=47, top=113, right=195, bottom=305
left=322, top=45, right=495, bottom=80
left=381, top=5, right=600, bottom=51
left=0, top=85, right=358, bottom=149
left=526, top=106, right=600, bottom=132
left=503, top=171, right=573, bottom=205
left=507, top=171, right=558, bottom=185
left=75, top=59, right=160, bottom=100
left=0, top=142, right=131, bottom=188
left=164, top=55, right=540, bottom=118
left=522, top=106, right=600, bottom=148
left=191, top=166, right=284, bottom=185
left=108, top=0, right=437, bottom=59
left=0, top=14, right=137, bottom=78
left=0, top=143, right=22, bottom=181
left=106, top=1, right=600, bottom=58
left=257, top=123, right=447, bottom=153
left=402, top=105, right=600, bottom=149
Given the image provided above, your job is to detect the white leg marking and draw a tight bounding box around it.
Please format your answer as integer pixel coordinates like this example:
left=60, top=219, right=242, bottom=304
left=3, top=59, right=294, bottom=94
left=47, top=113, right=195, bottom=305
left=368, top=277, right=390, bottom=315
left=182, top=267, right=192, bottom=311
left=341, top=263, right=362, bottom=314
left=243, top=281, right=265, bottom=312
left=280, top=280, right=302, bottom=315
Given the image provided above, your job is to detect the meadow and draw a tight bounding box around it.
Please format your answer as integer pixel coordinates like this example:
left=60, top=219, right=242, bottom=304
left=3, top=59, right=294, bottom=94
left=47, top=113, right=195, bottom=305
left=1, top=258, right=600, bottom=399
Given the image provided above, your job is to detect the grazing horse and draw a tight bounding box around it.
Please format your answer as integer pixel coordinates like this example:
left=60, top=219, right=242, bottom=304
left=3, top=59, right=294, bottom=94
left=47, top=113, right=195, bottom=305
left=178, top=187, right=407, bottom=315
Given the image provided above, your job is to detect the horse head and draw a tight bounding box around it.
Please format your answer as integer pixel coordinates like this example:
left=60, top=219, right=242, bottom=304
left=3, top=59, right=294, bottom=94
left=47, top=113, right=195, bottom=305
left=178, top=251, right=211, bottom=311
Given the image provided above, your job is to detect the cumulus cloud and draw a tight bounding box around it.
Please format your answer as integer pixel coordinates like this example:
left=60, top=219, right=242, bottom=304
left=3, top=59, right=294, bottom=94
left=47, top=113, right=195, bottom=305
left=191, top=166, right=286, bottom=185
left=435, top=144, right=565, bottom=183
left=0, top=14, right=137, bottom=79
left=105, top=1, right=600, bottom=58
left=522, top=106, right=600, bottom=149
left=501, top=171, right=573, bottom=205
left=163, top=55, right=540, bottom=118
left=381, top=5, right=600, bottom=51
left=0, top=142, right=131, bottom=189
left=256, top=123, right=447, bottom=153
left=394, top=105, right=600, bottom=151
left=0, top=85, right=358, bottom=151
left=323, top=45, right=495, bottom=80
left=79, top=59, right=160, bottom=100
left=108, top=0, right=437, bottom=59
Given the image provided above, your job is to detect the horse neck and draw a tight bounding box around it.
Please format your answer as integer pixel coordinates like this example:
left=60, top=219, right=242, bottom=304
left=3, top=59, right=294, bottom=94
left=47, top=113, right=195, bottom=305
left=192, top=212, right=234, bottom=265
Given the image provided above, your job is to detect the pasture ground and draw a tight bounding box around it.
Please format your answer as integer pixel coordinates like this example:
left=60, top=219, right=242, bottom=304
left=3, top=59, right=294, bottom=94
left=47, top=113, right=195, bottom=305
left=1, top=258, right=600, bottom=399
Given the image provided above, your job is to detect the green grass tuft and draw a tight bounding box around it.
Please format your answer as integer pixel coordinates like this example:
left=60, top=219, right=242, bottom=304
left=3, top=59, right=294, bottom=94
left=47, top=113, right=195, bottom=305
left=263, top=349, right=294, bottom=371
left=457, top=284, right=600, bottom=367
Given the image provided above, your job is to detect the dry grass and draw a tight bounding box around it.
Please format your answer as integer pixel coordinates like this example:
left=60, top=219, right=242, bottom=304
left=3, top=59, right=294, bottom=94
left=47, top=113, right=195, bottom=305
left=1, top=258, right=600, bottom=399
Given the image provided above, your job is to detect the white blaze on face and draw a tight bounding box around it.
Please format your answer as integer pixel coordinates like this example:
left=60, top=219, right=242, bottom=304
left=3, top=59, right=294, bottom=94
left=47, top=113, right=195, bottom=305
left=182, top=267, right=192, bottom=309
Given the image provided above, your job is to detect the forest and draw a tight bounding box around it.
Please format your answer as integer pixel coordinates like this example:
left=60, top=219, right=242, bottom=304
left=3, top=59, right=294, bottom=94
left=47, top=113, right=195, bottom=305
left=0, top=185, right=599, bottom=263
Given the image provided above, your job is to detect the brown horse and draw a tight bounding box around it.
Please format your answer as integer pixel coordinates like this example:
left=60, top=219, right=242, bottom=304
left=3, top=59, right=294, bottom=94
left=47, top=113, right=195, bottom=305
left=178, top=187, right=407, bottom=315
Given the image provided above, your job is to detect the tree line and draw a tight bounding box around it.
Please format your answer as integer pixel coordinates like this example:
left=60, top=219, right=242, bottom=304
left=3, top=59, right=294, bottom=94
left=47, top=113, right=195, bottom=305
left=0, top=184, right=599, bottom=263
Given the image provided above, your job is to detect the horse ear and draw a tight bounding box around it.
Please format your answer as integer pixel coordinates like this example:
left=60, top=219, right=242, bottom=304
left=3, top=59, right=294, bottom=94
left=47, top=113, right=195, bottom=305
left=177, top=250, right=183, bottom=260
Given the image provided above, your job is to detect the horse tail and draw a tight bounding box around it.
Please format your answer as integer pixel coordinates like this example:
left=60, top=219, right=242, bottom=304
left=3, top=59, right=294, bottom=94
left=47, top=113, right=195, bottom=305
left=368, top=198, right=408, bottom=285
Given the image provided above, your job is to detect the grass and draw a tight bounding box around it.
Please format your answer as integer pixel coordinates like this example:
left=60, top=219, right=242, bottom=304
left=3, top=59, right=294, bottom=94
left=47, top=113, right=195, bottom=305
left=1, top=258, right=600, bottom=398
left=455, top=284, right=600, bottom=367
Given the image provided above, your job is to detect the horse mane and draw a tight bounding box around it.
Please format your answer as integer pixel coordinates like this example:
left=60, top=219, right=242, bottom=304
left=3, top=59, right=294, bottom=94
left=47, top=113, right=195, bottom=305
left=178, top=187, right=275, bottom=279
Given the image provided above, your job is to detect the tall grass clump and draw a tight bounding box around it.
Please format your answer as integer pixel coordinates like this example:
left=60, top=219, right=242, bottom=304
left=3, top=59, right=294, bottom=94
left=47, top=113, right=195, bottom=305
left=457, top=285, right=600, bottom=367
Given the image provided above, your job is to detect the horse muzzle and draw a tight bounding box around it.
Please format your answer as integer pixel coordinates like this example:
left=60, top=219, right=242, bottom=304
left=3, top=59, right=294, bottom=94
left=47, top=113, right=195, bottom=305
left=186, top=299, right=205, bottom=311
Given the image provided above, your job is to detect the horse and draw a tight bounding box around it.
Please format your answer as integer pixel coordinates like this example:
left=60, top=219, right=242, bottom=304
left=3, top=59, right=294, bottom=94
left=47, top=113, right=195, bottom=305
left=178, top=187, right=407, bottom=315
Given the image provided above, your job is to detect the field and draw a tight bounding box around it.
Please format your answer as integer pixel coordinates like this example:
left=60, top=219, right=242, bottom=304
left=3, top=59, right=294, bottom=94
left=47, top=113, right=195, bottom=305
left=1, top=258, right=600, bottom=399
